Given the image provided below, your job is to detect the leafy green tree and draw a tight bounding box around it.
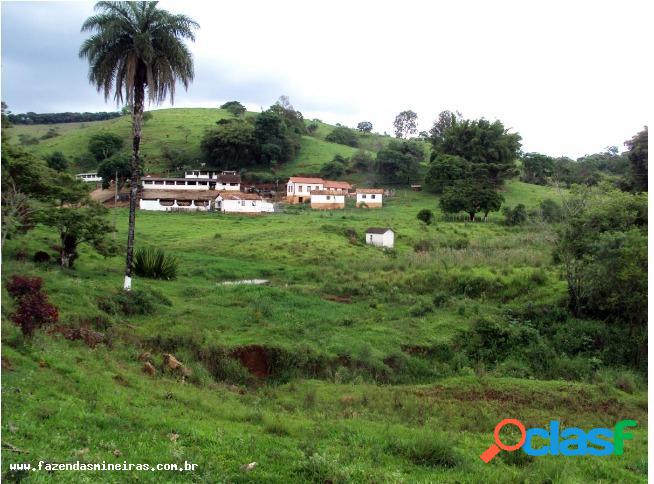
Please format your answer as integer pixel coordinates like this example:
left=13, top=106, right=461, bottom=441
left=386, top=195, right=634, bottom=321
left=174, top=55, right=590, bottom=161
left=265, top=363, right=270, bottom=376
left=39, top=202, right=117, bottom=268
left=80, top=1, right=198, bottom=290
left=425, top=154, right=468, bottom=193
left=429, top=110, right=460, bottom=147
left=393, top=110, right=418, bottom=139
left=539, top=198, right=563, bottom=223
left=432, top=118, right=521, bottom=186
left=417, top=209, right=434, bottom=225
left=221, top=101, right=246, bottom=117
left=320, top=155, right=348, bottom=178
left=555, top=185, right=647, bottom=357
left=440, top=181, right=503, bottom=220
left=350, top=151, right=374, bottom=172
left=625, top=126, right=647, bottom=192
left=357, top=121, right=373, bottom=133
left=88, top=133, right=124, bottom=162
left=45, top=151, right=69, bottom=172
left=521, top=152, right=554, bottom=185
left=375, top=140, right=423, bottom=183
left=325, top=126, right=358, bottom=147
left=201, top=119, right=256, bottom=169
left=97, top=154, right=132, bottom=190
left=503, top=204, right=528, bottom=225
left=1, top=101, right=12, bottom=129
left=253, top=109, right=297, bottom=165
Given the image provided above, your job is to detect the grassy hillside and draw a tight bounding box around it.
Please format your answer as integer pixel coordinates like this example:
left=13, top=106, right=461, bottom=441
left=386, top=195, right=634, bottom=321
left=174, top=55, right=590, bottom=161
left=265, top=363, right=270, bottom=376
left=2, top=184, right=647, bottom=482
left=5, top=108, right=390, bottom=177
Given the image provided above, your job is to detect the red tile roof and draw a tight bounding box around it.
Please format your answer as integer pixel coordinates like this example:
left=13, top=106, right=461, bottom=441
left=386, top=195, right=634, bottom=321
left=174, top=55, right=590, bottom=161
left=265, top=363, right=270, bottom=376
left=310, top=190, right=348, bottom=196
left=356, top=188, right=384, bottom=194
left=217, top=192, right=263, bottom=200
left=324, top=180, right=352, bottom=190
left=288, top=177, right=325, bottom=184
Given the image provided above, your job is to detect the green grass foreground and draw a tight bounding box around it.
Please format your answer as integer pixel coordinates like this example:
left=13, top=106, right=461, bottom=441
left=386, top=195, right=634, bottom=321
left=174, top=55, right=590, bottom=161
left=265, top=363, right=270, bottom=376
left=1, top=186, right=647, bottom=482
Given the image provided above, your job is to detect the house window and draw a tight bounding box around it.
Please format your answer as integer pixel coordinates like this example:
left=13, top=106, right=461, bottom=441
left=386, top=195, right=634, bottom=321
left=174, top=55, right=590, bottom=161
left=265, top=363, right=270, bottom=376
left=362, top=194, right=367, bottom=199
left=241, top=201, right=246, bottom=206
left=369, top=235, right=373, bottom=242
left=371, top=195, right=376, bottom=199
left=298, top=185, right=303, bottom=192
left=187, top=181, right=197, bottom=185
left=327, top=196, right=331, bottom=200
left=288, top=185, right=292, bottom=193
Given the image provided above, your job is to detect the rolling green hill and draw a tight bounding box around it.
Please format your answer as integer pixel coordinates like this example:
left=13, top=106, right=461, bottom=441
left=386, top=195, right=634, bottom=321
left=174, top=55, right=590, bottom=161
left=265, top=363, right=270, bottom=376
left=5, top=108, right=393, bottom=177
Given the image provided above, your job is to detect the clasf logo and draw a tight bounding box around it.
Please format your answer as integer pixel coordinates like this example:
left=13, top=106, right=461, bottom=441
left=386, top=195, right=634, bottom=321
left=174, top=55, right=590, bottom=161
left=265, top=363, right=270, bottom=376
left=480, top=418, right=637, bottom=463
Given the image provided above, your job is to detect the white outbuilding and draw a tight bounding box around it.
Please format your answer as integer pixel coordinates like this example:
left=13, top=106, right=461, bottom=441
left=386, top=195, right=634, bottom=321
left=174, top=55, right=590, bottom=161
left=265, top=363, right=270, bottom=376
left=356, top=188, right=384, bottom=208
left=216, top=192, right=274, bottom=214
left=365, top=227, right=394, bottom=248
left=310, top=190, right=346, bottom=209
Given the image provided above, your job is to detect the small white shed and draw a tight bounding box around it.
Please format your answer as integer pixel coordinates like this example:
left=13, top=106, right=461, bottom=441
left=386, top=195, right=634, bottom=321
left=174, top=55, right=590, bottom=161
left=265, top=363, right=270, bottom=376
left=365, top=227, right=394, bottom=248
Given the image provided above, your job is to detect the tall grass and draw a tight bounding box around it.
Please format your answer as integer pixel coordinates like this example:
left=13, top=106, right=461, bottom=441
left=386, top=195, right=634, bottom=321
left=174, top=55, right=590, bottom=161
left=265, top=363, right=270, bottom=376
left=133, top=247, right=178, bottom=280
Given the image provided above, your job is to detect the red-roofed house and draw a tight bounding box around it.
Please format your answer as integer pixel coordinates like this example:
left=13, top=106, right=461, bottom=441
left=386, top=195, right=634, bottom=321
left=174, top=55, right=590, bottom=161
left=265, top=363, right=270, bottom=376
left=324, top=180, right=352, bottom=192
left=286, top=177, right=325, bottom=204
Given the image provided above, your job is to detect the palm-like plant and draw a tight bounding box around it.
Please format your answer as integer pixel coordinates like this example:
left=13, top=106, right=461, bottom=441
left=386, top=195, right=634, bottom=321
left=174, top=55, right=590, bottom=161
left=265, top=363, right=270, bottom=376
left=80, top=1, right=198, bottom=290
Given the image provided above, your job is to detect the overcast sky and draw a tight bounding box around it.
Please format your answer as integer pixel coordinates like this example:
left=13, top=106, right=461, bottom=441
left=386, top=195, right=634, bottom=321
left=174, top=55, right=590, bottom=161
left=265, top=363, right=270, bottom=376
left=1, top=0, right=651, bottom=158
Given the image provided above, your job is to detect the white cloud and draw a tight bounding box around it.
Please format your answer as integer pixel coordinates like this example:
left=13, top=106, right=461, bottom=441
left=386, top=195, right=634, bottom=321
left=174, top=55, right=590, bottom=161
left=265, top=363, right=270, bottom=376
left=3, top=0, right=652, bottom=157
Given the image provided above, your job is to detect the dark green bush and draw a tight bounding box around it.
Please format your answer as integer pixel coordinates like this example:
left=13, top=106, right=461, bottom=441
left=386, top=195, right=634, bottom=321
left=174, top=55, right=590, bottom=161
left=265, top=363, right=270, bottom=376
left=388, top=434, right=462, bottom=468
left=133, top=247, right=178, bottom=280
left=503, top=204, right=528, bottom=225
left=97, top=288, right=172, bottom=316
left=417, top=209, right=434, bottom=225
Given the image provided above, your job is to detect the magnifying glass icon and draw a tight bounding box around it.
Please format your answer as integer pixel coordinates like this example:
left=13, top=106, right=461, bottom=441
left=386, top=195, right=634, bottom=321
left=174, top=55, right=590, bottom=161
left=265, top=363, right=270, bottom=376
left=480, top=418, right=526, bottom=463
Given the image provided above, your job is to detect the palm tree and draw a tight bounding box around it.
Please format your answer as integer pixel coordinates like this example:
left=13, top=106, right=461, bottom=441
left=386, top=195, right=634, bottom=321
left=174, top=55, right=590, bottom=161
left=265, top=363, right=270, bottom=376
left=80, top=2, right=198, bottom=290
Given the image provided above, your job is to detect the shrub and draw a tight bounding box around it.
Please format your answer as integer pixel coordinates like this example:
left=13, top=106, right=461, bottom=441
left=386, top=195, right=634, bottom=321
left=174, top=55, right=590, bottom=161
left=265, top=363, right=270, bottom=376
left=6, top=275, right=58, bottom=337
left=539, top=198, right=563, bottom=223
left=325, top=126, right=358, bottom=147
left=33, top=251, right=51, bottom=263
left=97, top=288, right=172, bottom=316
left=388, top=434, right=462, bottom=468
left=413, top=240, right=433, bottom=252
left=503, top=204, right=528, bottom=225
left=133, top=247, right=178, bottom=280
left=417, top=209, right=434, bottom=225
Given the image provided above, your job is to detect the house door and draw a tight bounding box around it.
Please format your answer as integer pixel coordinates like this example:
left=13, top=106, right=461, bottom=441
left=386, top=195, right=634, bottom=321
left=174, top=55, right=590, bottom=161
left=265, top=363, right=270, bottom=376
left=299, top=197, right=304, bottom=203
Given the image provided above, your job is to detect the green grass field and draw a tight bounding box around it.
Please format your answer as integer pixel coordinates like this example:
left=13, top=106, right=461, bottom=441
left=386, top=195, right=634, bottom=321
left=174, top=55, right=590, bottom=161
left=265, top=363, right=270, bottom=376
left=1, top=182, right=647, bottom=482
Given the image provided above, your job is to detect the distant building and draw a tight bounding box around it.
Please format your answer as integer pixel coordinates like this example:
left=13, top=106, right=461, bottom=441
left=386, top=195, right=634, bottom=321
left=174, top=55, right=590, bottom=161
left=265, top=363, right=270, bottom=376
left=184, top=170, right=219, bottom=179
left=76, top=173, right=102, bottom=183
left=216, top=192, right=274, bottom=214
left=310, top=190, right=346, bottom=210
left=139, top=190, right=219, bottom=211
left=356, top=189, right=384, bottom=208
left=286, top=177, right=324, bottom=204
left=324, top=180, right=352, bottom=192
left=365, top=227, right=394, bottom=248
left=215, top=172, right=241, bottom=191
left=142, top=177, right=212, bottom=190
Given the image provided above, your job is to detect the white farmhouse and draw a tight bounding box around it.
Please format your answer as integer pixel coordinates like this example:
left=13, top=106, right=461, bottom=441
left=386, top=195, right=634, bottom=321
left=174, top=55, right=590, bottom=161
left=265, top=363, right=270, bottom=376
left=139, top=190, right=219, bottom=211
left=215, top=172, right=241, bottom=191
left=356, top=189, right=384, bottom=208
left=142, top=177, right=212, bottom=190
left=310, top=190, right=346, bottom=210
left=76, top=173, right=103, bottom=183
left=185, top=170, right=219, bottom=179
left=365, top=227, right=394, bottom=248
left=216, top=192, right=274, bottom=214
left=286, top=177, right=324, bottom=204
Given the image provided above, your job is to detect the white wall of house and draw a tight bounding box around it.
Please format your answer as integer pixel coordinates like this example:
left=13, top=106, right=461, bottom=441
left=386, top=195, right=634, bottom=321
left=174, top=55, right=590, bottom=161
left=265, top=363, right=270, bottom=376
left=76, top=173, right=103, bottom=182
left=139, top=198, right=212, bottom=211
left=287, top=181, right=324, bottom=197
left=356, top=193, right=383, bottom=205
left=216, top=182, right=241, bottom=191
left=366, top=231, right=394, bottom=248
left=185, top=171, right=218, bottom=179
left=218, top=198, right=274, bottom=213
left=311, top=193, right=345, bottom=205
left=142, top=179, right=211, bottom=190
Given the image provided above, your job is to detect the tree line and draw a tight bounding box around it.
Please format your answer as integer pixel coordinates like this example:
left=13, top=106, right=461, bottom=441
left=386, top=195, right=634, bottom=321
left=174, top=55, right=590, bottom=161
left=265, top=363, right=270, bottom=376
left=6, top=110, right=122, bottom=125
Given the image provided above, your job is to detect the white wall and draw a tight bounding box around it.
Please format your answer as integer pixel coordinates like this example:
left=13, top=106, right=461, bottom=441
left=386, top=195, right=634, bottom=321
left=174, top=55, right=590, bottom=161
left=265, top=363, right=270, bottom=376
left=287, top=182, right=323, bottom=196
left=366, top=231, right=394, bottom=248
left=142, top=180, right=211, bottom=190
left=356, top=193, right=383, bottom=205
left=216, top=182, right=241, bottom=191
left=139, top=198, right=212, bottom=211
left=219, top=199, right=274, bottom=213
left=311, top=193, right=345, bottom=204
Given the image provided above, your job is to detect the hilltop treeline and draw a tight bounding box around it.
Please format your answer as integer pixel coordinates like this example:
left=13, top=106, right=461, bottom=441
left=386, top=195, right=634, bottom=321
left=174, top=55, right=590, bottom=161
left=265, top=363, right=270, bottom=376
left=7, top=111, right=122, bottom=125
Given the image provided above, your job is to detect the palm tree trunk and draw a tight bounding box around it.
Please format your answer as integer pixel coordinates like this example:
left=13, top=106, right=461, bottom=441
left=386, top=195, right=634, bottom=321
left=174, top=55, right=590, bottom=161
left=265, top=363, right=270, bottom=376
left=124, top=81, right=145, bottom=290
